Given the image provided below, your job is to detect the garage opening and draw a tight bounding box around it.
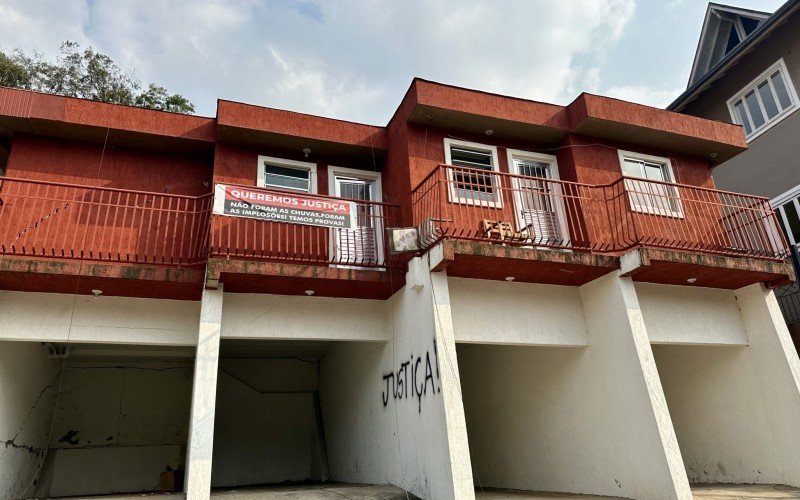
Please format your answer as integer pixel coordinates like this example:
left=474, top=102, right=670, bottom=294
left=211, top=339, right=329, bottom=488
left=28, top=343, right=195, bottom=498
left=211, top=339, right=411, bottom=498
left=652, top=344, right=794, bottom=486
left=457, top=342, right=589, bottom=495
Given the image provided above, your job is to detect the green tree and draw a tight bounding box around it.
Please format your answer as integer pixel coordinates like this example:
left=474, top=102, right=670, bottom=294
left=0, top=50, right=34, bottom=89
left=0, top=41, right=195, bottom=114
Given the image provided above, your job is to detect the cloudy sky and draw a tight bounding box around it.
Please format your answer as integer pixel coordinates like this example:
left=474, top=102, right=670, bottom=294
left=0, top=0, right=785, bottom=123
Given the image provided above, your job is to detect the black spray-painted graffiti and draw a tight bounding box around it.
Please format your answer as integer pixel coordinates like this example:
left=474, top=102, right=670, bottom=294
left=382, top=338, right=441, bottom=413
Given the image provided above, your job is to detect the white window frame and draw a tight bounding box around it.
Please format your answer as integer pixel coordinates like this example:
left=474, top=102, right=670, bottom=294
left=506, top=149, right=571, bottom=246
left=772, top=183, right=800, bottom=251
left=443, top=138, right=502, bottom=208
left=257, top=155, right=318, bottom=193
left=327, top=165, right=384, bottom=270
left=618, top=150, right=684, bottom=219
left=726, top=58, right=800, bottom=142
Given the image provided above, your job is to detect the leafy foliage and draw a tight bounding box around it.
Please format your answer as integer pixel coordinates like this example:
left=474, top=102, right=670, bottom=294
left=0, top=41, right=195, bottom=114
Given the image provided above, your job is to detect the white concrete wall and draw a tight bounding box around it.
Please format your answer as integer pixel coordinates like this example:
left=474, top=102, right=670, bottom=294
left=653, top=284, right=800, bottom=486
left=35, top=359, right=193, bottom=497
left=221, top=293, right=389, bottom=341
left=319, top=258, right=473, bottom=500
left=0, top=291, right=199, bottom=346
left=636, top=283, right=748, bottom=345
left=0, top=342, right=61, bottom=500
left=211, top=358, right=326, bottom=487
left=448, top=278, right=588, bottom=346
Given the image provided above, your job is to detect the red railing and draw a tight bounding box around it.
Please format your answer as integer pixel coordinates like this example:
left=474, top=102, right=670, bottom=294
left=0, top=177, right=212, bottom=266
left=412, top=165, right=790, bottom=260
left=208, top=183, right=403, bottom=269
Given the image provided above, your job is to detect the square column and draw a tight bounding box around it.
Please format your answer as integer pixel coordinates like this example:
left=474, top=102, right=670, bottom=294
left=577, top=272, right=692, bottom=499
left=317, top=253, right=474, bottom=500
left=185, top=286, right=224, bottom=500
left=727, top=283, right=800, bottom=485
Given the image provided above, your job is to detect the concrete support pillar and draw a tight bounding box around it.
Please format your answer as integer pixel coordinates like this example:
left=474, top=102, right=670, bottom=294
left=384, top=254, right=474, bottom=499
left=428, top=267, right=475, bottom=500
left=732, top=284, right=800, bottom=485
left=577, top=272, right=691, bottom=499
left=185, top=286, right=224, bottom=500
left=318, top=253, right=473, bottom=500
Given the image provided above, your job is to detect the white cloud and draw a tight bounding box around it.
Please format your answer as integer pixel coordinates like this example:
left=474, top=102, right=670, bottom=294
left=603, top=84, right=685, bottom=108
left=0, top=0, right=642, bottom=123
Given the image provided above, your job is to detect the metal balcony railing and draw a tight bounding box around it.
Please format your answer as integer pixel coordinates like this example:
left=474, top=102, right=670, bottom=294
left=208, top=183, right=403, bottom=270
left=0, top=177, right=212, bottom=266
left=411, top=165, right=790, bottom=261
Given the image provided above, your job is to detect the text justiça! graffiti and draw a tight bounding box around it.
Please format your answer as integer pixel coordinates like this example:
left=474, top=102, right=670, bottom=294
left=382, top=339, right=441, bottom=413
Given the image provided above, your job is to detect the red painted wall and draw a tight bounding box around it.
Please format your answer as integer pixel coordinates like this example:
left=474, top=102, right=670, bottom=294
left=5, top=134, right=212, bottom=195
left=210, top=140, right=394, bottom=264
left=213, top=141, right=330, bottom=194
left=396, top=120, right=721, bottom=253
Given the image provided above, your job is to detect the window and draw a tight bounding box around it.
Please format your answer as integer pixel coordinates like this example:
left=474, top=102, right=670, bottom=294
left=257, top=155, right=317, bottom=193
left=773, top=184, right=800, bottom=252
left=618, top=150, right=683, bottom=218
left=443, top=138, right=501, bottom=206
left=728, top=59, right=799, bottom=141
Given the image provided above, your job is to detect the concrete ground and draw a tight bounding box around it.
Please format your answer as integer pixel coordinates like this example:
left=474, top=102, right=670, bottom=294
left=47, top=483, right=413, bottom=500
left=691, top=484, right=800, bottom=499
left=472, top=485, right=800, bottom=499
left=38, top=483, right=800, bottom=500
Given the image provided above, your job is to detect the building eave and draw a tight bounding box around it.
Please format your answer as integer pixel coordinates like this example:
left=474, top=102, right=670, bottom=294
left=669, top=0, right=800, bottom=112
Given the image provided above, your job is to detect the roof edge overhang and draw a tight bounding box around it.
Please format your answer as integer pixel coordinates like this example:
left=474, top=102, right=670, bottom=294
left=0, top=87, right=216, bottom=153
left=669, top=0, right=800, bottom=112
left=397, top=79, right=746, bottom=162
left=216, top=99, right=387, bottom=153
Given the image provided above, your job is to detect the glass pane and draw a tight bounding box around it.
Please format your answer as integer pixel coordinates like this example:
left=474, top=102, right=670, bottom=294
left=740, top=17, right=759, bottom=35
left=622, top=159, right=645, bottom=177
left=744, top=90, right=766, bottom=129
left=757, top=81, right=779, bottom=119
left=337, top=179, right=371, bottom=201
left=264, top=164, right=310, bottom=191
left=265, top=164, right=308, bottom=179
left=725, top=26, right=740, bottom=54
left=450, top=147, right=493, bottom=170
left=644, top=162, right=667, bottom=181
left=782, top=200, right=800, bottom=243
left=733, top=100, right=753, bottom=135
left=771, top=71, right=793, bottom=109
left=515, top=159, right=550, bottom=178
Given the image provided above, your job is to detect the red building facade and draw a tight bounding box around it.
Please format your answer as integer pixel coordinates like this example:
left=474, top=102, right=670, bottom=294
left=0, top=79, right=792, bottom=301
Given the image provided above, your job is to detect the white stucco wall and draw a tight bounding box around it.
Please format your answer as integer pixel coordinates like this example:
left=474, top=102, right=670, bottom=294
left=35, top=359, right=193, bottom=497
left=221, top=293, right=389, bottom=341
left=0, top=291, right=199, bottom=346
left=0, top=342, right=61, bottom=500
left=448, top=278, right=587, bottom=346
left=636, top=283, right=748, bottom=345
left=652, top=284, right=800, bottom=486
left=319, top=258, right=473, bottom=500
left=211, top=358, right=326, bottom=487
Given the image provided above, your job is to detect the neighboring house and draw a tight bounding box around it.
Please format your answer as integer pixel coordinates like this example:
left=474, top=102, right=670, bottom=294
left=0, top=80, right=799, bottom=500
left=669, top=0, right=800, bottom=339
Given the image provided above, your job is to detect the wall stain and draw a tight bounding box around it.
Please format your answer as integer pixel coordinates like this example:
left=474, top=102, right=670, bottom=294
left=58, top=430, right=80, bottom=445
